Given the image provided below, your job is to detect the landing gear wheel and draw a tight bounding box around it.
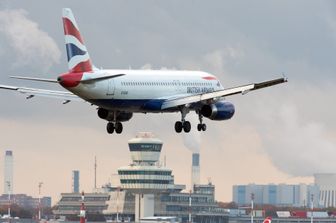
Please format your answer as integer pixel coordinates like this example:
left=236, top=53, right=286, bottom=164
left=197, top=123, right=202, bottom=131
left=183, top=121, right=191, bottom=133
left=197, top=111, right=206, bottom=131
left=115, top=122, right=123, bottom=134
left=175, top=121, right=183, bottom=133
left=201, top=123, right=206, bottom=131
left=197, top=123, right=206, bottom=131
left=106, top=122, right=114, bottom=134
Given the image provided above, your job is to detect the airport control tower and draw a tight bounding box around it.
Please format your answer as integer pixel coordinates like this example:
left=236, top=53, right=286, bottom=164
left=118, top=133, right=173, bottom=222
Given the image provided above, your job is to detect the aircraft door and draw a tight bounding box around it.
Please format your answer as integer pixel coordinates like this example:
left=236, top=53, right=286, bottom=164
left=107, top=79, right=115, bottom=97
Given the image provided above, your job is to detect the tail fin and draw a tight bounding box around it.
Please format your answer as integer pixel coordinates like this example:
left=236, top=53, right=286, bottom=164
left=62, top=8, right=93, bottom=73
left=262, top=217, right=272, bottom=223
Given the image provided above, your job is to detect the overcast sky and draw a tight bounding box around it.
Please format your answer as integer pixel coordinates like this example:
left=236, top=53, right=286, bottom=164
left=1, top=0, right=336, bottom=204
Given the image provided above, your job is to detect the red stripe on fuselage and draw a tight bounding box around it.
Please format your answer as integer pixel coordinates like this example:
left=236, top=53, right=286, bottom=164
left=63, top=18, right=84, bottom=44
left=71, top=60, right=93, bottom=73
left=202, top=76, right=217, bottom=80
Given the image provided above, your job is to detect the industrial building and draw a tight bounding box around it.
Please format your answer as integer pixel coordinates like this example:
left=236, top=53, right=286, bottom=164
left=233, top=173, right=336, bottom=208
left=232, top=184, right=319, bottom=207
left=314, top=173, right=336, bottom=207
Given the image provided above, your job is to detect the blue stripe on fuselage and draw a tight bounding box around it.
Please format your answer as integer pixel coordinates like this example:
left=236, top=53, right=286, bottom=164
left=88, top=99, right=167, bottom=112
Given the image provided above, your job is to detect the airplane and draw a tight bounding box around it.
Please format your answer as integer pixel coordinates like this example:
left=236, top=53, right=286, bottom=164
left=0, top=8, right=287, bottom=134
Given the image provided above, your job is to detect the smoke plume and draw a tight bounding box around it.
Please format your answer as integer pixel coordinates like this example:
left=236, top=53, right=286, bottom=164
left=0, top=9, right=61, bottom=71
left=182, top=114, right=201, bottom=152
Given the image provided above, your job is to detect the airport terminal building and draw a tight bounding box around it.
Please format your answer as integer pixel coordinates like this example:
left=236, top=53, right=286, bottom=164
left=103, top=183, right=227, bottom=223
left=55, top=133, right=228, bottom=223
left=105, top=133, right=228, bottom=223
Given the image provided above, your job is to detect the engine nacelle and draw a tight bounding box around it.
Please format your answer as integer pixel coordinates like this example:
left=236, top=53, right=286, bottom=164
left=97, top=108, right=133, bottom=122
left=200, top=101, right=235, bottom=121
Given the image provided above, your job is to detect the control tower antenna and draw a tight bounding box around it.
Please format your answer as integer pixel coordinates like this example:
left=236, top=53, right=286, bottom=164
left=94, top=156, right=97, bottom=189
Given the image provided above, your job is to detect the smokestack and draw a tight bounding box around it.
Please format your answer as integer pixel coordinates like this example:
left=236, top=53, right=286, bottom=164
left=4, top=150, right=13, bottom=194
left=72, top=170, right=80, bottom=193
left=191, top=153, right=200, bottom=190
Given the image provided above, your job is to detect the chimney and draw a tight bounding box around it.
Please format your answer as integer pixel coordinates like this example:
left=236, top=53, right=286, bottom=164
left=191, top=153, right=200, bottom=190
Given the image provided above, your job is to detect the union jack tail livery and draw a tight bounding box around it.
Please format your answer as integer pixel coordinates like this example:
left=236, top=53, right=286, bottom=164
left=263, top=217, right=272, bottom=223
left=62, top=8, right=93, bottom=73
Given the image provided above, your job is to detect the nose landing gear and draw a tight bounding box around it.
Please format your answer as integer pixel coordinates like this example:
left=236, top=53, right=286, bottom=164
left=197, top=112, right=206, bottom=131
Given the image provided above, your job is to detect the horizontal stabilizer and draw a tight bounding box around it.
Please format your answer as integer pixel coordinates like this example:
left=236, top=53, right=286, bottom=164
left=10, top=76, right=58, bottom=83
left=80, top=73, right=125, bottom=83
left=10, top=73, right=125, bottom=85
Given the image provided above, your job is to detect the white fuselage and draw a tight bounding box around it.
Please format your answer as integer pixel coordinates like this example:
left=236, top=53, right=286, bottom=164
left=67, top=69, right=224, bottom=112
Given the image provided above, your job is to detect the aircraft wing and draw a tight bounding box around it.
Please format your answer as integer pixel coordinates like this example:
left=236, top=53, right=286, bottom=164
left=161, top=77, right=287, bottom=109
left=0, top=84, right=81, bottom=103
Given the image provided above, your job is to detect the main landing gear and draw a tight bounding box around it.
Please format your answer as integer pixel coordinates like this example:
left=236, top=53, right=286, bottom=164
left=175, top=120, right=191, bottom=133
left=106, top=122, right=123, bottom=134
left=174, top=108, right=207, bottom=133
left=175, top=107, right=191, bottom=133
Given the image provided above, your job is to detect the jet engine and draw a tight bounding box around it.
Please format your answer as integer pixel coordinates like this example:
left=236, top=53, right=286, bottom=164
left=200, top=101, right=235, bottom=120
left=97, top=108, right=133, bottom=122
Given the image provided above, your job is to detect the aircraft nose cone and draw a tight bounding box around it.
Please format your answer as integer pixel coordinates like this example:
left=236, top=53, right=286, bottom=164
left=58, top=73, right=83, bottom=88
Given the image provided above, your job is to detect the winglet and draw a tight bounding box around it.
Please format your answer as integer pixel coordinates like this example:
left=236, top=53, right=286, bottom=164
left=282, top=72, right=288, bottom=82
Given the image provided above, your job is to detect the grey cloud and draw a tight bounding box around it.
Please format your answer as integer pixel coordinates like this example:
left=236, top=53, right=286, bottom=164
left=0, top=9, right=61, bottom=72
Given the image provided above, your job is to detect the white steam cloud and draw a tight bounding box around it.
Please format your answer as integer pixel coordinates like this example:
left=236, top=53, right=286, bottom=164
left=0, top=9, right=61, bottom=71
left=182, top=114, right=201, bottom=152
left=260, top=104, right=336, bottom=176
